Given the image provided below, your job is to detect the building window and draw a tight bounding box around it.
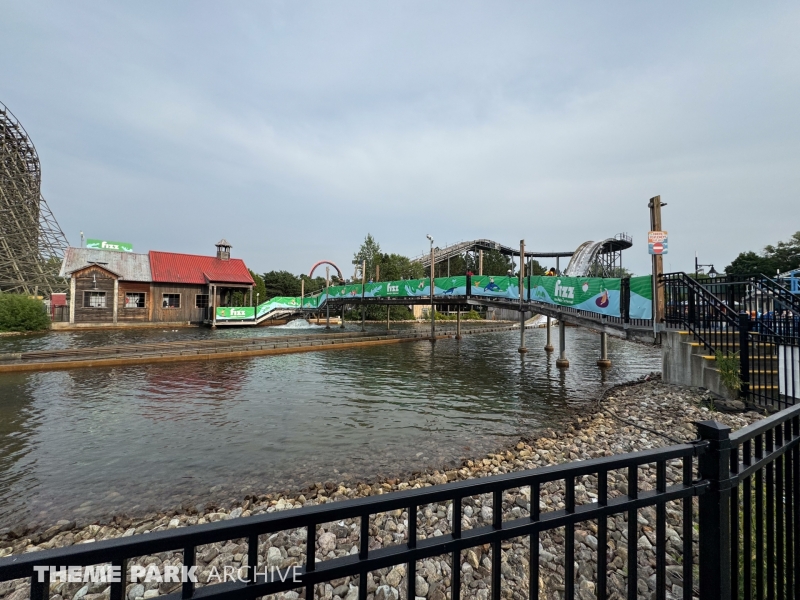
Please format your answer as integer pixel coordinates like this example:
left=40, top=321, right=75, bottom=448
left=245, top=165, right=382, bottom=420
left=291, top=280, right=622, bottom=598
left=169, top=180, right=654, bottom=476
left=162, top=294, right=181, bottom=309
left=84, top=291, right=106, bottom=308
left=195, top=294, right=209, bottom=308
left=125, top=292, right=146, bottom=308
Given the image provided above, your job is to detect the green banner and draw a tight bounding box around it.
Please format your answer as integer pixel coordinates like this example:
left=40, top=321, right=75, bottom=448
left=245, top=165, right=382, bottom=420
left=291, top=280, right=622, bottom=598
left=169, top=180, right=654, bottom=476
left=629, top=275, right=653, bottom=319
left=241, top=274, right=650, bottom=321
left=216, top=306, right=255, bottom=320
left=527, top=276, right=621, bottom=317
left=86, top=239, right=133, bottom=252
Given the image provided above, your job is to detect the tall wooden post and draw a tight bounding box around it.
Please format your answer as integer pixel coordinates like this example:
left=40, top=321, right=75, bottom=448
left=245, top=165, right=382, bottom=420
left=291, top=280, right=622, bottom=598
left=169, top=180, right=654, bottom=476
left=361, top=260, right=366, bottom=332
left=456, top=305, right=461, bottom=340
left=211, top=284, right=217, bottom=328
left=300, top=278, right=305, bottom=316
left=69, top=277, right=75, bottom=324
left=325, top=266, right=330, bottom=329
left=479, top=250, right=483, bottom=276
left=518, top=239, right=527, bottom=354
left=430, top=245, right=436, bottom=340
left=649, top=195, right=666, bottom=335
left=113, top=279, right=118, bottom=324
left=387, top=305, right=390, bottom=330
left=340, top=304, right=345, bottom=328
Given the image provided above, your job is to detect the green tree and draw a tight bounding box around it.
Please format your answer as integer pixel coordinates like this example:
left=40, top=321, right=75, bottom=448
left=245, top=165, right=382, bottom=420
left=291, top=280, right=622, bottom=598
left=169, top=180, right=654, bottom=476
left=0, top=295, right=50, bottom=332
left=250, top=270, right=267, bottom=305
left=262, top=270, right=302, bottom=297
left=725, top=251, right=777, bottom=276
left=764, top=231, right=800, bottom=274
left=725, top=231, right=800, bottom=275
left=464, top=249, right=514, bottom=276
left=377, top=253, right=425, bottom=280
left=353, top=234, right=382, bottom=280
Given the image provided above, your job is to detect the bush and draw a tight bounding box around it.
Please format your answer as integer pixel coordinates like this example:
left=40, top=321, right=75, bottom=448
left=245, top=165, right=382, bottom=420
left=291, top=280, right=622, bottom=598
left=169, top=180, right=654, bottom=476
left=0, top=294, right=50, bottom=332
left=422, top=309, right=484, bottom=321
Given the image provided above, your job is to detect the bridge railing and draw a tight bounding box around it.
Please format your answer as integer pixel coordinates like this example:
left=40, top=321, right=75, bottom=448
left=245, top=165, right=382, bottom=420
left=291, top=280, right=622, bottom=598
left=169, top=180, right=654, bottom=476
left=663, top=272, right=800, bottom=408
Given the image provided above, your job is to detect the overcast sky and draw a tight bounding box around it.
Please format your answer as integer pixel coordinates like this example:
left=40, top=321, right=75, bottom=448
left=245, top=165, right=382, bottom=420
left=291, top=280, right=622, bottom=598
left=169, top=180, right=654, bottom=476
left=2, top=2, right=799, bottom=277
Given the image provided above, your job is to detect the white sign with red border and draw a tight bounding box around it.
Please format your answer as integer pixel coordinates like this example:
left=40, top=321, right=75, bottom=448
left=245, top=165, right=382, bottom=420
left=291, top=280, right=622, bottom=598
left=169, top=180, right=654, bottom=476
left=648, top=231, right=668, bottom=255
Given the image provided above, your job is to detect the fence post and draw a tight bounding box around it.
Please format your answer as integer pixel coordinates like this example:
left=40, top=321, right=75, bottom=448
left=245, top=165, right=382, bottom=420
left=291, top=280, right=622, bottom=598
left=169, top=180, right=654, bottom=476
left=696, top=420, right=733, bottom=600
left=738, top=312, right=751, bottom=399
left=621, top=277, right=630, bottom=323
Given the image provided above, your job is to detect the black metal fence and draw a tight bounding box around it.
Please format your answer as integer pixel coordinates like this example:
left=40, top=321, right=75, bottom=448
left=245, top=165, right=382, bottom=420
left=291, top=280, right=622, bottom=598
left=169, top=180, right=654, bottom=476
left=663, top=272, right=800, bottom=409
left=2, top=405, right=799, bottom=600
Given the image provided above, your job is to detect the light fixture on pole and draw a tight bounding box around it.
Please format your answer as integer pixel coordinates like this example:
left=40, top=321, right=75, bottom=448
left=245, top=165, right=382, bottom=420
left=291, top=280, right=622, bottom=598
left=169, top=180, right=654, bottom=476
left=695, top=254, right=718, bottom=278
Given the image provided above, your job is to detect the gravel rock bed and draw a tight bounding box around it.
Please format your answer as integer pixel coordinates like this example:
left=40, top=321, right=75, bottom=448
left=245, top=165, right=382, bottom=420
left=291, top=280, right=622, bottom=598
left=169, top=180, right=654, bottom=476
left=0, top=376, right=764, bottom=600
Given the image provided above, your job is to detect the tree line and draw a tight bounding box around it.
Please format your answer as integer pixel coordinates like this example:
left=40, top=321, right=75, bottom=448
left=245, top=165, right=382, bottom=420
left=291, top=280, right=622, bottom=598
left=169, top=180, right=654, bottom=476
left=725, top=231, right=800, bottom=275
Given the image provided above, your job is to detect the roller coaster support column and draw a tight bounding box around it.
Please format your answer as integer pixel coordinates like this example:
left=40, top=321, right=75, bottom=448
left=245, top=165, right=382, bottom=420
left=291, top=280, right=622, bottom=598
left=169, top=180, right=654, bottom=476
left=325, top=267, right=331, bottom=330
left=518, top=239, right=528, bottom=354
left=340, top=304, right=345, bottom=329
left=545, top=317, right=554, bottom=352
left=456, top=306, right=462, bottom=340
left=597, top=332, right=611, bottom=368
left=360, top=260, right=365, bottom=332
left=556, top=320, right=569, bottom=368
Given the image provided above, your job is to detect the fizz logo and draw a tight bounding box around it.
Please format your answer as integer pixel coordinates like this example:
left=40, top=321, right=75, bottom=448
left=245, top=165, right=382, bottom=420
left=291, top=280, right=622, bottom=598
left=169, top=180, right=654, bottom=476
left=387, top=283, right=399, bottom=294
left=554, top=280, right=574, bottom=299
left=230, top=309, right=247, bottom=317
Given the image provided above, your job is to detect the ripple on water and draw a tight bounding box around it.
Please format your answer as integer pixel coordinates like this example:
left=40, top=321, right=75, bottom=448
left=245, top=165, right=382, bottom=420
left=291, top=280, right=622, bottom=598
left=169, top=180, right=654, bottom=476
left=0, top=326, right=660, bottom=528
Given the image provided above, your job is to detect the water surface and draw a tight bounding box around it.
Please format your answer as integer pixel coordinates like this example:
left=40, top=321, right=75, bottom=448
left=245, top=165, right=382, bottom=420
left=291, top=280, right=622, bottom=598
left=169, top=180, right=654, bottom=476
left=0, top=325, right=659, bottom=529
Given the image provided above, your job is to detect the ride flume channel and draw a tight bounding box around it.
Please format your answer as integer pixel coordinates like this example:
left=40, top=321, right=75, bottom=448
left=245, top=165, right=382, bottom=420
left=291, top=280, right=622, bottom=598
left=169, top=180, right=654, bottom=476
left=216, top=274, right=654, bottom=321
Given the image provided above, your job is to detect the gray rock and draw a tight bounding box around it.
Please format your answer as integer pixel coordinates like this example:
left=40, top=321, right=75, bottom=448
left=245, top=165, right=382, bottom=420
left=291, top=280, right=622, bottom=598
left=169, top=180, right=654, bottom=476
left=267, top=547, right=283, bottom=567
left=386, top=566, right=404, bottom=587
left=73, top=585, right=91, bottom=600
left=375, top=585, right=399, bottom=600
left=415, top=575, right=429, bottom=597
left=127, top=585, right=144, bottom=600
left=480, top=506, right=493, bottom=523
left=319, top=532, right=336, bottom=554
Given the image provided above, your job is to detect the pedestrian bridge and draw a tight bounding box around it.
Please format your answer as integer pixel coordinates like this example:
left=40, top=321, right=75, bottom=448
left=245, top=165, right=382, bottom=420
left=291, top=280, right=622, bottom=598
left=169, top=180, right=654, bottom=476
left=210, top=272, right=655, bottom=341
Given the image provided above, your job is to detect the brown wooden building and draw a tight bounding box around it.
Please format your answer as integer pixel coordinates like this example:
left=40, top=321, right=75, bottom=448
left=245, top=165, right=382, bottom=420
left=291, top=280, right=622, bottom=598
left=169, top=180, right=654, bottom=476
left=59, top=241, right=254, bottom=326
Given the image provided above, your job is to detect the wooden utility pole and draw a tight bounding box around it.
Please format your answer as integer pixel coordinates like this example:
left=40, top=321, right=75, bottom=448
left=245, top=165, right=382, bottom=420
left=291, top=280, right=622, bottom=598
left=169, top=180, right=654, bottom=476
left=430, top=244, right=436, bottom=340
left=325, top=266, right=330, bottom=329
left=479, top=250, right=483, bottom=276
left=648, top=195, right=666, bottom=333
left=361, top=260, right=366, bottom=332
left=518, top=239, right=527, bottom=353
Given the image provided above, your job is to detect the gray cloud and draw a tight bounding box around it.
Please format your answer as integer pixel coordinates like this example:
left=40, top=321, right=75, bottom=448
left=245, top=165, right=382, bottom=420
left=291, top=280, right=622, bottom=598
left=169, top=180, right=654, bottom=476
left=2, top=1, right=798, bottom=276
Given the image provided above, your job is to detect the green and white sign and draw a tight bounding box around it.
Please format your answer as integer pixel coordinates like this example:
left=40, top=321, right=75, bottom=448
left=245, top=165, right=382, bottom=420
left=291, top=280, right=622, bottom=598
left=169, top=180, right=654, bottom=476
left=216, top=306, right=255, bottom=320
left=528, top=276, right=621, bottom=317
left=86, top=239, right=134, bottom=253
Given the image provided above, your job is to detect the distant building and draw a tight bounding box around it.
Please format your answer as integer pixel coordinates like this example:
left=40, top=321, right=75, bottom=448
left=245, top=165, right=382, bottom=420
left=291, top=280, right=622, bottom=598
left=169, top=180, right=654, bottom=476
left=58, top=240, right=254, bottom=326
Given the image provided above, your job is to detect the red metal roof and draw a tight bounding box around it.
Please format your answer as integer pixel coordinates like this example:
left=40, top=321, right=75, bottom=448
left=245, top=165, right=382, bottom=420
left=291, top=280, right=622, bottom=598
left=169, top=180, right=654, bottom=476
left=148, top=251, right=254, bottom=285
